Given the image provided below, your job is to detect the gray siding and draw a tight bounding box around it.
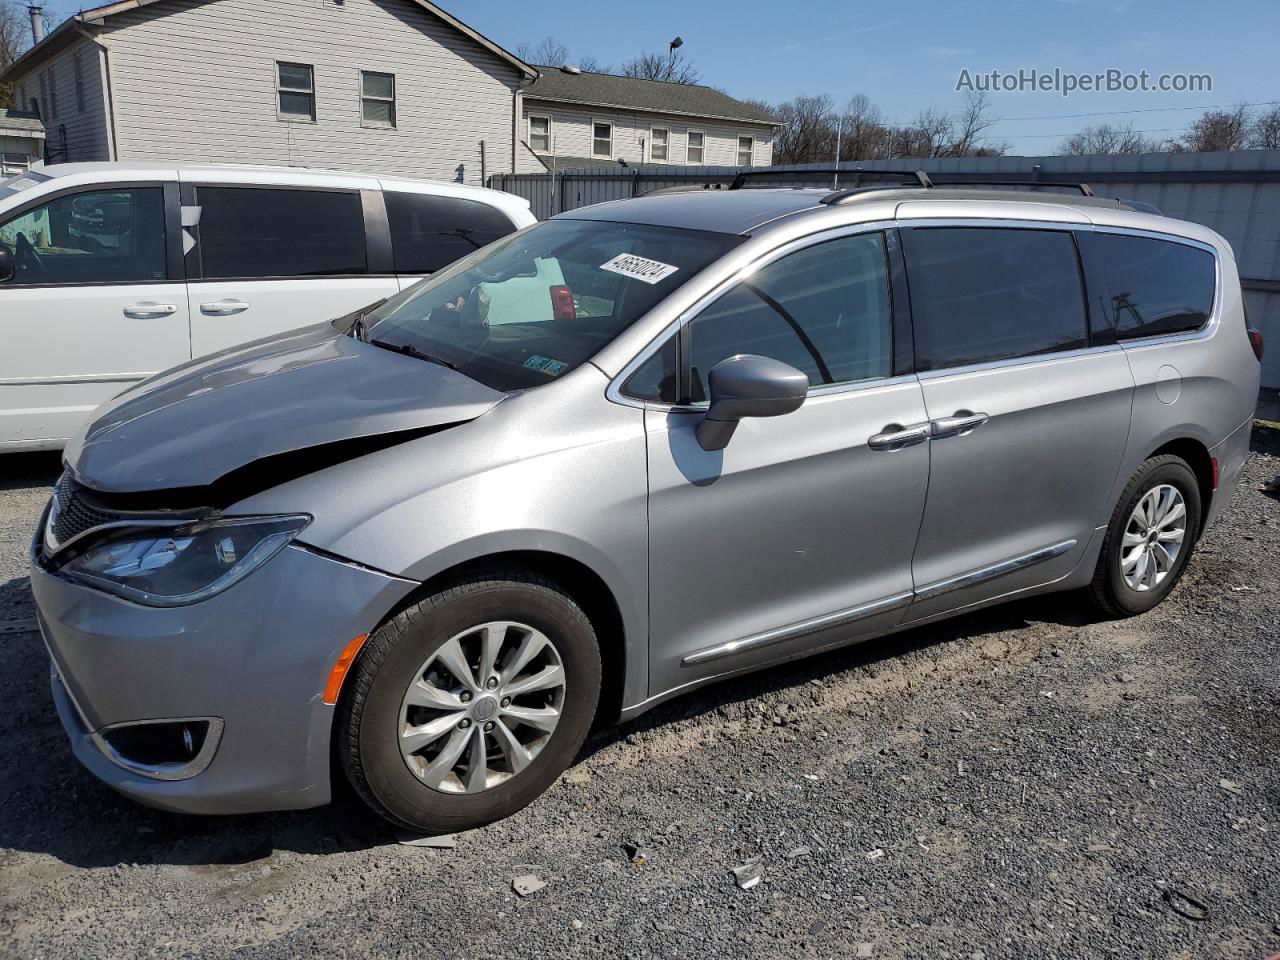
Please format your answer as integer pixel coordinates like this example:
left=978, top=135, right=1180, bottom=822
left=97, top=0, right=524, bottom=185
left=9, top=38, right=112, bottom=163
left=519, top=99, right=773, bottom=172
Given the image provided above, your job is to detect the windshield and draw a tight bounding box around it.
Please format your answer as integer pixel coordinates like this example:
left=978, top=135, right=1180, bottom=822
left=0, top=170, right=51, bottom=204
left=363, top=218, right=741, bottom=391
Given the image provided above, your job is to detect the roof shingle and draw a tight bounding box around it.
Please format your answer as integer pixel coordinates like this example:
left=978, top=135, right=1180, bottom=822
left=525, top=67, right=777, bottom=126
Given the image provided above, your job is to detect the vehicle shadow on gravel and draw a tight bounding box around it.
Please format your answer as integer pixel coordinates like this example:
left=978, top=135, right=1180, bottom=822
left=0, top=587, right=1093, bottom=871
left=0, top=451, right=61, bottom=491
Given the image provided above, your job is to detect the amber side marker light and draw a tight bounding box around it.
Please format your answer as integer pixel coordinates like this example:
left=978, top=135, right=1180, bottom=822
left=323, top=634, right=370, bottom=705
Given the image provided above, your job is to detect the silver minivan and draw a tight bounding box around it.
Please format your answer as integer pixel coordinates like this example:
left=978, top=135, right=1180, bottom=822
left=30, top=181, right=1263, bottom=833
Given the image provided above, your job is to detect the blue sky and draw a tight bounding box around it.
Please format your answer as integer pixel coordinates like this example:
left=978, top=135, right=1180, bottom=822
left=456, top=0, right=1279, bottom=152
left=43, top=0, right=1280, bottom=152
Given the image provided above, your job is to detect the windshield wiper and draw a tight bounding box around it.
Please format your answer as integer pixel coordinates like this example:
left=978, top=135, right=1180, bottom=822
left=369, top=338, right=459, bottom=371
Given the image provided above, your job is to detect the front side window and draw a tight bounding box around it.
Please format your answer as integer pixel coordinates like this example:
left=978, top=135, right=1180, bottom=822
left=529, top=115, right=551, bottom=153
left=904, top=227, right=1089, bottom=371
left=365, top=219, right=741, bottom=392
left=277, top=62, right=315, bottom=120
left=686, top=130, right=704, bottom=164
left=385, top=191, right=517, bottom=274
left=685, top=232, right=893, bottom=401
left=737, top=136, right=754, bottom=166
left=1087, top=232, right=1215, bottom=339
left=361, top=71, right=396, bottom=128
left=196, top=187, right=365, bottom=279
left=0, top=187, right=167, bottom=286
left=650, top=127, right=669, bottom=162
left=592, top=121, right=613, bottom=158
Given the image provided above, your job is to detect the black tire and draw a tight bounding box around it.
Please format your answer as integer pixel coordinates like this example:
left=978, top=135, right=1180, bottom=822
left=1088, top=454, right=1202, bottom=618
left=336, top=570, right=601, bottom=833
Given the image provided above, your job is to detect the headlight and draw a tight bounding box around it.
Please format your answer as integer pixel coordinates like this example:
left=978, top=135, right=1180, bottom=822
left=61, top=515, right=310, bottom=607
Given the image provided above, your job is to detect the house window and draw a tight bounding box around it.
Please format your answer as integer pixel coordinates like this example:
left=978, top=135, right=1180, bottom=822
left=686, top=130, right=704, bottom=164
left=74, top=52, right=86, bottom=113
left=528, top=114, right=551, bottom=154
left=650, top=127, right=669, bottom=162
left=276, top=62, right=315, bottom=121
left=361, top=71, right=396, bottom=128
left=737, top=136, right=754, bottom=167
left=592, top=121, right=613, bottom=158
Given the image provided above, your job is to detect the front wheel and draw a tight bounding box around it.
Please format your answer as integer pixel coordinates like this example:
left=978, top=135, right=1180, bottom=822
left=1088, top=454, right=1202, bottom=617
left=336, top=571, right=601, bottom=833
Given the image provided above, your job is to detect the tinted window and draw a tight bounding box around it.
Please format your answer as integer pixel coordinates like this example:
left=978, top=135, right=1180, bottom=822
left=687, top=232, right=892, bottom=401
left=0, top=187, right=167, bottom=286
left=366, top=219, right=739, bottom=392
left=905, top=228, right=1088, bottom=371
left=1089, top=232, right=1215, bottom=339
left=385, top=191, right=518, bottom=274
left=198, top=187, right=366, bottom=279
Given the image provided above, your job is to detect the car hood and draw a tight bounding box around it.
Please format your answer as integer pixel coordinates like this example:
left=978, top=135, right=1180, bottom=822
left=65, top=323, right=505, bottom=494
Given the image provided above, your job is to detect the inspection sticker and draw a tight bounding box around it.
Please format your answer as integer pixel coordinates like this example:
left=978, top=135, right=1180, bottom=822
left=599, top=253, right=679, bottom=285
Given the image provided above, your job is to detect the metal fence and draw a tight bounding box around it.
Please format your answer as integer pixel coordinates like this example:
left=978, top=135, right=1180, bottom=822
left=491, top=151, right=1280, bottom=390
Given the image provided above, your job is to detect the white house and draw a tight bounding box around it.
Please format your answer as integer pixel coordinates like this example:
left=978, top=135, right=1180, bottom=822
left=0, top=0, right=538, bottom=185
left=1, top=0, right=775, bottom=186
left=0, top=109, right=44, bottom=173
left=518, top=67, right=776, bottom=170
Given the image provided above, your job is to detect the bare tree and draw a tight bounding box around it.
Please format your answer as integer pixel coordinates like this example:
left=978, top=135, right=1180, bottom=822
left=575, top=55, right=611, bottom=74
left=772, top=93, right=837, bottom=165
left=620, top=48, right=700, bottom=85
left=1177, top=104, right=1250, bottom=152
left=943, top=91, right=999, bottom=157
left=1, top=0, right=32, bottom=109
left=837, top=94, right=889, bottom=161
left=1250, top=105, right=1280, bottom=150
left=515, top=36, right=572, bottom=67
left=1059, top=121, right=1158, bottom=156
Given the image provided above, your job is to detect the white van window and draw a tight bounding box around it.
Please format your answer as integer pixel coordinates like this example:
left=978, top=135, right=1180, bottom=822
left=0, top=187, right=167, bottom=286
left=385, top=191, right=518, bottom=275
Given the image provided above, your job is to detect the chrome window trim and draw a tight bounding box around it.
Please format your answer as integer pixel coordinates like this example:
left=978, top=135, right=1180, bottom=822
left=605, top=215, right=1226, bottom=408
left=605, top=219, right=901, bottom=411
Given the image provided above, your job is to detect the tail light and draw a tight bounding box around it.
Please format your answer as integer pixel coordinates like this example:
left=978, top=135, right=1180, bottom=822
left=549, top=285, right=576, bottom=321
left=1247, top=327, right=1264, bottom=361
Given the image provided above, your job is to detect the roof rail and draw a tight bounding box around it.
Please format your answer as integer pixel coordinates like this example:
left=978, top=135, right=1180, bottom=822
left=728, top=168, right=933, bottom=190
left=927, top=177, right=1095, bottom=196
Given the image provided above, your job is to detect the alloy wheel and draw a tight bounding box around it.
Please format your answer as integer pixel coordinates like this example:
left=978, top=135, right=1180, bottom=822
left=397, top=621, right=566, bottom=794
left=1120, top=483, right=1187, bottom=592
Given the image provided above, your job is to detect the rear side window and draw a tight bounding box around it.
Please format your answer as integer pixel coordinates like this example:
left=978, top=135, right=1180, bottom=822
left=1087, top=232, right=1215, bottom=339
left=685, top=232, right=893, bottom=401
left=197, top=187, right=366, bottom=279
left=385, top=191, right=518, bottom=274
left=904, top=228, right=1088, bottom=371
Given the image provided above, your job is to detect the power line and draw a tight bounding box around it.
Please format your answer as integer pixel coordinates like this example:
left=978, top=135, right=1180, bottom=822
left=995, top=125, right=1190, bottom=141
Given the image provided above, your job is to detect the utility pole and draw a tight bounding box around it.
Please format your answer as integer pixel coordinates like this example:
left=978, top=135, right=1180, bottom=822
left=833, top=115, right=843, bottom=190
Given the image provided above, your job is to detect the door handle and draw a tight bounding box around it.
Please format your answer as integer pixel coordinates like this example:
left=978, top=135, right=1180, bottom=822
left=200, top=299, right=251, bottom=316
left=868, top=423, right=930, bottom=451
left=123, top=302, right=178, bottom=319
left=931, top=412, right=989, bottom=439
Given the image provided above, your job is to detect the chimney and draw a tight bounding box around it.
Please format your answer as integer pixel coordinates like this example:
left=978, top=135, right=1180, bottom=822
left=28, top=5, right=45, bottom=45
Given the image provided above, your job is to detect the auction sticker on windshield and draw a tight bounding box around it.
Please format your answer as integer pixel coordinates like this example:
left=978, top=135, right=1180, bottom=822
left=599, top=253, right=679, bottom=285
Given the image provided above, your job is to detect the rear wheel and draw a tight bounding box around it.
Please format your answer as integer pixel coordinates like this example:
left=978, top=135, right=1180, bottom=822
left=337, top=571, right=601, bottom=833
left=1088, top=455, right=1202, bottom=617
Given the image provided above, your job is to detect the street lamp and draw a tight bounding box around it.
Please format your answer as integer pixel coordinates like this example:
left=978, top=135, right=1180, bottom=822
left=667, top=36, right=683, bottom=78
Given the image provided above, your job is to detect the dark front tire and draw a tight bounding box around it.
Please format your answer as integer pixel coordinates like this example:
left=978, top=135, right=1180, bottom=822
left=1088, top=454, right=1202, bottom=618
left=336, top=570, right=601, bottom=833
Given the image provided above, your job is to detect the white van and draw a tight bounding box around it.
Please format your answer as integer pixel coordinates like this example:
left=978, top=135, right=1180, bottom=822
left=0, top=162, right=535, bottom=451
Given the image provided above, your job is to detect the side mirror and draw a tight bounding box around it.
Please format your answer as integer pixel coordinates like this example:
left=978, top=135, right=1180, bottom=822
left=0, top=246, right=13, bottom=283
left=696, top=354, right=808, bottom=452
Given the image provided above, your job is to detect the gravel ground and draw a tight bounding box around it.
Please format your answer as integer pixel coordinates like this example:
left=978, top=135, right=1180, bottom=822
left=1, top=440, right=1278, bottom=960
